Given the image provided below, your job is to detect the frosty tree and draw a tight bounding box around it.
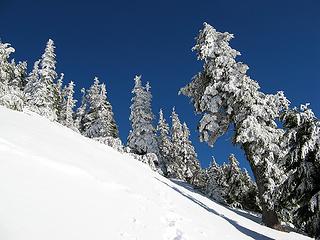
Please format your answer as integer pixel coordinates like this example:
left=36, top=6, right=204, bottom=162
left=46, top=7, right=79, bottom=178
left=83, top=77, right=119, bottom=139
left=205, top=158, right=227, bottom=204
left=157, top=109, right=172, bottom=174
left=223, top=154, right=259, bottom=211
left=74, top=88, right=87, bottom=133
left=167, top=108, right=200, bottom=182
left=280, top=104, right=320, bottom=238
left=0, top=41, right=25, bottom=110
left=25, top=39, right=59, bottom=119
left=181, top=122, right=201, bottom=183
left=39, top=39, right=59, bottom=119
left=180, top=23, right=289, bottom=228
left=127, top=75, right=158, bottom=155
left=60, top=81, right=77, bottom=129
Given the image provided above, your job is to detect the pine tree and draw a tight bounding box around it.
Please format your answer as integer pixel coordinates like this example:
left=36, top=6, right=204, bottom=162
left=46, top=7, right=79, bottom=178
left=55, top=73, right=64, bottom=121
left=24, top=60, right=45, bottom=111
left=75, top=88, right=87, bottom=133
left=223, top=154, right=259, bottom=211
left=38, top=39, right=58, bottom=120
left=26, top=39, right=59, bottom=119
left=168, top=108, right=185, bottom=179
left=11, top=60, right=27, bottom=90
left=60, top=81, right=77, bottom=129
left=181, top=122, right=201, bottom=183
left=205, top=158, right=227, bottom=204
left=0, top=41, right=24, bottom=110
left=127, top=75, right=158, bottom=155
left=84, top=77, right=119, bottom=138
left=180, top=23, right=289, bottom=228
left=167, top=108, right=200, bottom=182
left=280, top=104, right=320, bottom=238
left=223, top=154, right=244, bottom=207
left=157, top=109, right=172, bottom=174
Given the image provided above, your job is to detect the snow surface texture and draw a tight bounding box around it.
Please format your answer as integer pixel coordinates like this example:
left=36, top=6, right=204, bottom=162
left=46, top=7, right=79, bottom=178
left=0, top=107, right=311, bottom=240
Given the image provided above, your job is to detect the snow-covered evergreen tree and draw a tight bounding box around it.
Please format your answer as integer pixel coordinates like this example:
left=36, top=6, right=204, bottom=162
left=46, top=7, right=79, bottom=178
left=0, top=41, right=24, bottom=110
left=205, top=158, right=227, bottom=204
left=83, top=77, right=119, bottom=138
left=11, top=60, right=27, bottom=90
left=167, top=108, right=185, bottom=179
left=181, top=122, right=201, bottom=183
left=55, top=73, right=65, bottom=121
left=167, top=108, right=200, bottom=182
left=75, top=88, right=87, bottom=133
left=127, top=75, right=158, bottom=155
left=223, top=154, right=259, bottom=211
left=39, top=39, right=58, bottom=119
left=26, top=39, right=59, bottom=120
left=60, top=81, right=77, bottom=129
left=280, top=104, right=320, bottom=239
left=157, top=109, right=172, bottom=174
left=180, top=23, right=289, bottom=228
left=223, top=154, right=244, bottom=207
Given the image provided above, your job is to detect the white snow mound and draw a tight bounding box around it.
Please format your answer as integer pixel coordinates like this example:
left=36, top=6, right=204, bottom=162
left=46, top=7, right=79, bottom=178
left=0, top=107, right=311, bottom=240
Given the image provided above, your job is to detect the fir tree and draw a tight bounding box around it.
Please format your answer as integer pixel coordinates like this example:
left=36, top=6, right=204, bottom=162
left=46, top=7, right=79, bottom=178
left=60, top=81, right=77, bottom=129
left=205, top=158, right=227, bottom=204
left=39, top=39, right=58, bottom=119
left=167, top=108, right=200, bottom=182
left=181, top=122, right=201, bottom=183
left=55, top=73, right=64, bottom=121
left=168, top=108, right=185, bottom=179
left=157, top=109, right=172, bottom=174
left=180, top=23, right=288, bottom=228
left=0, top=41, right=24, bottom=110
left=27, top=39, right=59, bottom=120
left=11, top=60, right=27, bottom=90
left=84, top=77, right=119, bottom=138
left=75, top=88, right=87, bottom=133
left=280, top=104, right=320, bottom=238
left=127, top=75, right=158, bottom=155
left=75, top=88, right=87, bottom=132
left=223, top=154, right=259, bottom=211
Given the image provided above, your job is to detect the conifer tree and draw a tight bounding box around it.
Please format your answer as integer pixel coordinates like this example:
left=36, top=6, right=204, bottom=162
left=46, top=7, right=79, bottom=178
left=84, top=77, right=119, bottom=138
left=205, top=158, right=227, bottom=204
left=280, top=104, right=320, bottom=238
left=181, top=122, right=201, bottom=183
left=180, top=23, right=289, bottom=228
left=27, top=39, right=58, bottom=119
left=24, top=60, right=44, bottom=110
left=127, top=75, right=158, bottom=155
left=168, top=108, right=185, bottom=179
left=60, top=81, right=77, bottom=129
left=55, top=73, right=64, bottom=121
left=11, top=61, right=27, bottom=90
left=223, top=154, right=243, bottom=207
left=167, top=108, right=200, bottom=182
left=0, top=41, right=24, bottom=110
left=157, top=109, right=172, bottom=174
left=75, top=88, right=87, bottom=133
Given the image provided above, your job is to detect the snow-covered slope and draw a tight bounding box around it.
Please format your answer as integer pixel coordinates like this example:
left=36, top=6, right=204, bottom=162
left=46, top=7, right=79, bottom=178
left=0, top=107, right=311, bottom=240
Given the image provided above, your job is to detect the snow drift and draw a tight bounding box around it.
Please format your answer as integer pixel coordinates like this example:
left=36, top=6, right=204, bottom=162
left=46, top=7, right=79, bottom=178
left=0, top=107, right=311, bottom=240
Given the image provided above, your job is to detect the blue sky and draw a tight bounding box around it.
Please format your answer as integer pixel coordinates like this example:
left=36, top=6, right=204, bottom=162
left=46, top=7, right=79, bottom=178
left=1, top=0, right=319, bottom=174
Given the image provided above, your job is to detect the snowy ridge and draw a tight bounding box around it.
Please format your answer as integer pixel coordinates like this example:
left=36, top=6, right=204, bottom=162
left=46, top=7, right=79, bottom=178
left=0, top=107, right=310, bottom=240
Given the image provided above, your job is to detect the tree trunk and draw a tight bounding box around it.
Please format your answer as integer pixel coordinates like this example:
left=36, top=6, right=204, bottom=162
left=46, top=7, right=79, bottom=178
left=243, top=144, right=282, bottom=230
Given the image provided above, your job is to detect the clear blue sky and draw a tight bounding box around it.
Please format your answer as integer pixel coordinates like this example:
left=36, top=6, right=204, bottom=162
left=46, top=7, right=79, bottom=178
left=1, top=0, right=319, bottom=174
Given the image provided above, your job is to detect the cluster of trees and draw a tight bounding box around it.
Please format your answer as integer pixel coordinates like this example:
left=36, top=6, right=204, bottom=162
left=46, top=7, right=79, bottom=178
left=0, top=37, right=259, bottom=212
left=180, top=23, right=319, bottom=238
left=204, top=154, right=260, bottom=212
left=1, top=22, right=319, bottom=239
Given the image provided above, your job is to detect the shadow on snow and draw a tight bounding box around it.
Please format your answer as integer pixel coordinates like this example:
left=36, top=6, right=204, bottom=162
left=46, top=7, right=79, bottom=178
left=156, top=177, right=274, bottom=240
